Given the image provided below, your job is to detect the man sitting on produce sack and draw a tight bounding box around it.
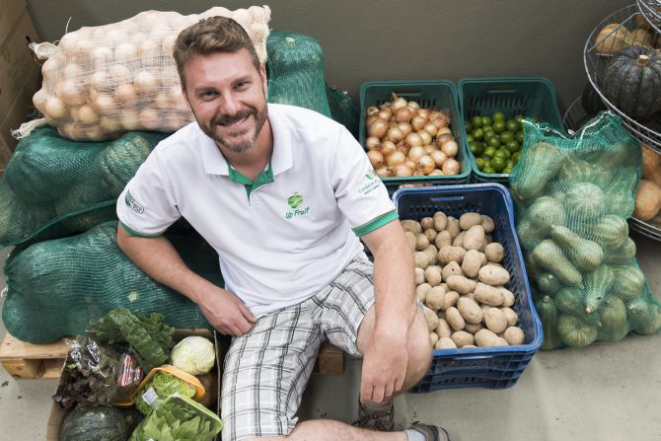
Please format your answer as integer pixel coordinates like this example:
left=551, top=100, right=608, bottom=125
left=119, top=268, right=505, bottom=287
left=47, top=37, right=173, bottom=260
left=116, top=16, right=447, bottom=441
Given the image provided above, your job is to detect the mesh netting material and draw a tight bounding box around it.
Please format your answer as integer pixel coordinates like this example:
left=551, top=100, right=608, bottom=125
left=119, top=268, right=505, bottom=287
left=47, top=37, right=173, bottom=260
left=326, top=83, right=358, bottom=139
left=510, top=112, right=661, bottom=349
left=0, top=127, right=168, bottom=248
left=2, top=222, right=217, bottom=344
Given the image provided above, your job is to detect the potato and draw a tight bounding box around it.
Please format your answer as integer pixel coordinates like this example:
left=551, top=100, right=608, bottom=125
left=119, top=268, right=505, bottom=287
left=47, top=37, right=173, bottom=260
left=497, top=337, right=510, bottom=346
left=435, top=230, right=452, bottom=249
left=480, top=304, right=492, bottom=313
left=478, top=264, right=511, bottom=286
left=423, top=306, right=439, bottom=332
left=500, top=288, right=515, bottom=308
left=425, top=286, right=446, bottom=310
left=440, top=283, right=448, bottom=291
left=416, top=283, right=432, bottom=302
left=463, top=344, right=477, bottom=348
left=438, top=246, right=466, bottom=265
left=424, top=228, right=438, bottom=242
left=475, top=329, right=503, bottom=347
left=480, top=215, right=495, bottom=233
left=461, top=249, right=484, bottom=278
left=402, top=220, right=422, bottom=234
left=504, top=326, right=525, bottom=345
left=429, top=332, right=439, bottom=347
left=436, top=318, right=452, bottom=339
left=459, top=212, right=482, bottom=230
left=424, top=245, right=438, bottom=265
left=441, top=291, right=460, bottom=311
left=433, top=213, right=448, bottom=232
left=484, top=243, right=504, bottom=263
left=405, top=232, right=417, bottom=251
left=446, top=275, right=473, bottom=295
left=451, top=331, right=475, bottom=347
left=442, top=261, right=463, bottom=281
left=415, top=267, right=425, bottom=285
left=502, top=307, right=519, bottom=326
left=414, top=251, right=430, bottom=269
left=457, top=297, right=483, bottom=324
left=463, top=225, right=485, bottom=251
left=436, top=337, right=457, bottom=349
left=424, top=265, right=442, bottom=287
left=420, top=217, right=434, bottom=231
left=446, top=216, right=460, bottom=239
left=464, top=292, right=476, bottom=302
left=452, top=231, right=466, bottom=248
left=416, top=234, right=430, bottom=251
left=485, top=234, right=493, bottom=245
left=474, top=283, right=504, bottom=306
left=464, top=322, right=483, bottom=334
left=484, top=308, right=508, bottom=334
left=445, top=307, right=465, bottom=331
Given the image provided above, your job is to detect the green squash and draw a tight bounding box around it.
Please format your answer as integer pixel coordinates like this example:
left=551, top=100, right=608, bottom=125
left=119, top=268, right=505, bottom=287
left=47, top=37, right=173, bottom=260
left=603, top=237, right=637, bottom=265
left=59, top=406, right=128, bottom=441
left=555, top=287, right=601, bottom=326
left=584, top=265, right=615, bottom=313
left=532, top=240, right=583, bottom=286
left=517, top=218, right=541, bottom=251
left=557, top=157, right=599, bottom=185
left=536, top=295, right=563, bottom=350
left=550, top=225, right=604, bottom=272
left=603, top=46, right=661, bottom=120
left=611, top=264, right=645, bottom=302
left=593, top=215, right=629, bottom=250
left=535, top=272, right=562, bottom=296
left=512, top=142, right=563, bottom=201
left=564, top=182, right=607, bottom=220
left=628, top=299, right=661, bottom=335
left=557, top=314, right=599, bottom=348
left=527, top=197, right=566, bottom=235
left=597, top=296, right=629, bottom=342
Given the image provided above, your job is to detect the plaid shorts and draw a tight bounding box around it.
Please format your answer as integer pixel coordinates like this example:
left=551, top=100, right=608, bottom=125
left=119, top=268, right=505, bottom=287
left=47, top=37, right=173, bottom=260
left=220, top=254, right=375, bottom=441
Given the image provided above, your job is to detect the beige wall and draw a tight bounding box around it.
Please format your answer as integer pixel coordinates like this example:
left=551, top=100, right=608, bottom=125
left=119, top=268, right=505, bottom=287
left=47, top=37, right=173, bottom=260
left=27, top=0, right=633, bottom=113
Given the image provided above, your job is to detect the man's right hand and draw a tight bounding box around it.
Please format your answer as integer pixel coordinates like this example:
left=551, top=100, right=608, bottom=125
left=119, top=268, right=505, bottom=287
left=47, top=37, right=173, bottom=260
left=196, top=286, right=256, bottom=336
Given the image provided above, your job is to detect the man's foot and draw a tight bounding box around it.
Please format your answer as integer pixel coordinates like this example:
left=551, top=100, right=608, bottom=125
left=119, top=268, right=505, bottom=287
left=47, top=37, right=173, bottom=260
left=351, top=400, right=395, bottom=431
left=405, top=422, right=450, bottom=441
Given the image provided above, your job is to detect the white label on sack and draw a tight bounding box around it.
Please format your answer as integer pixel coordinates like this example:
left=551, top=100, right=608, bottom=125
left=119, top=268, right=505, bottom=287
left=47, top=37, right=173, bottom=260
left=141, top=387, right=159, bottom=406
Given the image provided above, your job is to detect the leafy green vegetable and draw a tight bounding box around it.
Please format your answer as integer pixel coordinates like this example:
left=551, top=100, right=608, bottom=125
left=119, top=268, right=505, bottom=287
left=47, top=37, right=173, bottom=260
left=130, top=393, right=222, bottom=441
left=91, top=308, right=174, bottom=372
left=136, top=371, right=196, bottom=416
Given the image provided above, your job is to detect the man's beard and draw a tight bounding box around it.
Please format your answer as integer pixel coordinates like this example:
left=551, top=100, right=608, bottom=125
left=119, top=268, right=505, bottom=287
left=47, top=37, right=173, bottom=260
left=205, top=105, right=268, bottom=153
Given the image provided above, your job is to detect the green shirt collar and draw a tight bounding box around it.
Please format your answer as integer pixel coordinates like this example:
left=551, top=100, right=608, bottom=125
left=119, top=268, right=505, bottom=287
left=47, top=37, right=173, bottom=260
left=227, top=160, right=274, bottom=197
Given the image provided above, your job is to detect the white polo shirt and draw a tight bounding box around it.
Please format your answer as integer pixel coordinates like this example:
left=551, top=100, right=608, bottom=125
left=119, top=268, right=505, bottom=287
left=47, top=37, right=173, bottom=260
left=117, top=103, right=398, bottom=317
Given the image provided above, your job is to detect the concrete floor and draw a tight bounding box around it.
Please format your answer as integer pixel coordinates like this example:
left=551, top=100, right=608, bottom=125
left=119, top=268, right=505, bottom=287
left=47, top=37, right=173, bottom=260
left=1, top=234, right=660, bottom=441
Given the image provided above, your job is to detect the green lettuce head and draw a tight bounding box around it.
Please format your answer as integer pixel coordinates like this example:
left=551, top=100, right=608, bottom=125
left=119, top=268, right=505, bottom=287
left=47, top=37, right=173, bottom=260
left=136, top=371, right=196, bottom=415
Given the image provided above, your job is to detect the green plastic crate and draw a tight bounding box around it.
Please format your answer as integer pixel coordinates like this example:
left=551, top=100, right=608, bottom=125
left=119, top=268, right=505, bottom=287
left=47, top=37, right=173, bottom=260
left=458, top=76, right=563, bottom=185
left=359, top=80, right=471, bottom=192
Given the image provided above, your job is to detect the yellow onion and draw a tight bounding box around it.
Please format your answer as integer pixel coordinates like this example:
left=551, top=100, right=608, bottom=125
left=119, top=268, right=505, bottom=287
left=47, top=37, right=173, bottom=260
left=436, top=133, right=454, bottom=146
left=429, top=169, right=444, bottom=176
left=418, top=130, right=432, bottom=145
left=115, top=83, right=137, bottom=105
left=431, top=150, right=448, bottom=167
left=396, top=142, right=410, bottom=155
left=408, top=106, right=419, bottom=119
left=405, top=132, right=423, bottom=148
left=411, top=116, right=427, bottom=131
left=442, top=158, right=460, bottom=175
left=417, top=109, right=429, bottom=119
left=378, top=109, right=392, bottom=121
left=408, top=101, right=420, bottom=109
left=387, top=127, right=405, bottom=143
left=408, top=145, right=426, bottom=162
left=377, top=166, right=392, bottom=178
left=392, top=164, right=413, bottom=177
left=366, top=115, right=378, bottom=126
left=390, top=93, right=408, bottom=112
left=381, top=140, right=397, bottom=156
left=44, top=97, right=67, bottom=119
left=423, top=144, right=436, bottom=155
left=417, top=155, right=435, bottom=175
left=368, top=118, right=389, bottom=138
left=367, top=150, right=385, bottom=169
left=139, top=108, right=161, bottom=130
left=429, top=110, right=442, bottom=121
left=367, top=106, right=379, bottom=116
left=78, top=105, right=99, bottom=124
left=397, top=122, right=413, bottom=136
left=57, top=80, right=85, bottom=106
left=437, top=126, right=452, bottom=136
left=424, top=123, right=438, bottom=137
left=366, top=136, right=381, bottom=150
left=404, top=159, right=416, bottom=170
left=441, top=140, right=459, bottom=157
left=386, top=150, right=406, bottom=167
left=395, top=107, right=413, bottom=123
left=92, top=94, right=117, bottom=115
left=436, top=111, right=451, bottom=127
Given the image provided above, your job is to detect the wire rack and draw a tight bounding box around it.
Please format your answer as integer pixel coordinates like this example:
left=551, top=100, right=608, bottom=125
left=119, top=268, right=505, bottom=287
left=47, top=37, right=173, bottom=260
left=584, top=4, right=661, bottom=154
left=637, top=0, right=661, bottom=34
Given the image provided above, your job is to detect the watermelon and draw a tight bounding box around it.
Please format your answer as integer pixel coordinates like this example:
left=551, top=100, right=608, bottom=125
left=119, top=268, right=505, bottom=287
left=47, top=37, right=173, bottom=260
left=59, top=406, right=128, bottom=441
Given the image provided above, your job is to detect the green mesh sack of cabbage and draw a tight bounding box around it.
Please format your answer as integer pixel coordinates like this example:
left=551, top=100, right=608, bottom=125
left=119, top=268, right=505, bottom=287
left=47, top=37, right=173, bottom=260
left=0, top=127, right=168, bottom=248
left=510, top=111, right=661, bottom=350
left=2, top=222, right=220, bottom=344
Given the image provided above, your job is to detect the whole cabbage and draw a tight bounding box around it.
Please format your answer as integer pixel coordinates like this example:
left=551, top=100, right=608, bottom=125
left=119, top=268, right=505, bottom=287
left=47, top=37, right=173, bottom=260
left=136, top=371, right=196, bottom=415
left=169, top=336, right=216, bottom=375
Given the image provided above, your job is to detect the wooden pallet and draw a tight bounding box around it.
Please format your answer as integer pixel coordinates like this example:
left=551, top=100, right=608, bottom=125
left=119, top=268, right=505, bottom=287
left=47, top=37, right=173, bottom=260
left=0, top=333, right=345, bottom=380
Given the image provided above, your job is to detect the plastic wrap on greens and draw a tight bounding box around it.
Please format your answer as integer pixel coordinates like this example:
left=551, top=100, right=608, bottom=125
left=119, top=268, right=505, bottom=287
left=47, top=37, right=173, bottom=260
left=136, top=371, right=196, bottom=415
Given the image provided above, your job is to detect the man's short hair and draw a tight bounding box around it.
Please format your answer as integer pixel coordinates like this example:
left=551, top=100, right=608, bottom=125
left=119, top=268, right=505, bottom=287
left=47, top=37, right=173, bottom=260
left=173, top=16, right=261, bottom=88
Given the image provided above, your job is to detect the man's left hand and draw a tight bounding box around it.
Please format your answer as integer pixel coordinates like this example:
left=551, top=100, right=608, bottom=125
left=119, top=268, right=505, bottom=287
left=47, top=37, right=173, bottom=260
left=359, top=329, right=408, bottom=405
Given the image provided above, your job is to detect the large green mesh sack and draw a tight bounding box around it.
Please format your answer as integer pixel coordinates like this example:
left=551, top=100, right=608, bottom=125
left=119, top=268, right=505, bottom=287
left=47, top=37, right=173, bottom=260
left=326, top=83, right=358, bottom=139
left=0, top=127, right=168, bottom=248
left=266, top=31, right=331, bottom=117
left=2, top=222, right=218, bottom=344
left=510, top=111, right=661, bottom=349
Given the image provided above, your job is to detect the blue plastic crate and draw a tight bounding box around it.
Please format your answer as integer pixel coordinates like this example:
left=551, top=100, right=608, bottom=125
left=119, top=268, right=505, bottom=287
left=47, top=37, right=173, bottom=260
left=392, top=183, right=543, bottom=391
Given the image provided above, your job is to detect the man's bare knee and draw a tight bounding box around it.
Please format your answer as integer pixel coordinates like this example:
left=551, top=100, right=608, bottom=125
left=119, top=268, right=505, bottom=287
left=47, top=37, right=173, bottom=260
left=402, top=310, right=433, bottom=389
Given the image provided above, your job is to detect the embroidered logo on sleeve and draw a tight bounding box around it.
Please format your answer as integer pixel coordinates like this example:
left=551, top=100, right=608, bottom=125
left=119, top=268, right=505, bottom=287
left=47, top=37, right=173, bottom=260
left=125, top=191, right=145, bottom=214
left=358, top=168, right=381, bottom=195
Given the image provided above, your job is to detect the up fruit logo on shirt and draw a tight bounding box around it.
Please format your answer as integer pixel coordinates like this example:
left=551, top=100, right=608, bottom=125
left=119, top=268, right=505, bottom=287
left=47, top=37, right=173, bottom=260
left=285, top=191, right=310, bottom=220
left=359, top=168, right=381, bottom=195
left=125, top=191, right=145, bottom=214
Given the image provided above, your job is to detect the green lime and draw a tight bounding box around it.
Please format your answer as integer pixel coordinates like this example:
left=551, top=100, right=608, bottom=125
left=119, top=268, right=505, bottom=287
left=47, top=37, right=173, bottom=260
left=506, top=140, right=520, bottom=153
left=503, top=166, right=514, bottom=174
left=469, top=141, right=483, bottom=156
left=487, top=137, right=501, bottom=148
left=515, top=131, right=524, bottom=143
left=507, top=159, right=515, bottom=168
left=492, top=120, right=505, bottom=133
left=498, top=148, right=512, bottom=159
left=514, top=114, right=524, bottom=123
left=466, top=134, right=474, bottom=143
left=512, top=152, right=521, bottom=163
left=472, top=128, right=484, bottom=140
left=471, top=116, right=483, bottom=128
left=493, top=111, right=506, bottom=122
left=465, top=121, right=473, bottom=132
left=483, top=166, right=497, bottom=174
left=500, top=131, right=514, bottom=143
left=483, top=146, right=497, bottom=158
left=476, top=157, right=485, bottom=170
left=491, top=156, right=507, bottom=172
left=481, top=116, right=493, bottom=127
left=506, top=119, right=520, bottom=132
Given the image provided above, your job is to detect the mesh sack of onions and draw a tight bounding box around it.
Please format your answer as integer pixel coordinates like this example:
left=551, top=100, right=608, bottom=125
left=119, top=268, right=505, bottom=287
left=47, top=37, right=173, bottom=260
left=30, top=6, right=270, bottom=141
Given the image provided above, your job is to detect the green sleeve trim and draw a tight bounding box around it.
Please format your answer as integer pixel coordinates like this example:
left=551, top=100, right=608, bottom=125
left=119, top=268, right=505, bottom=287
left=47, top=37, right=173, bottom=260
left=120, top=222, right=163, bottom=238
left=353, top=210, right=399, bottom=237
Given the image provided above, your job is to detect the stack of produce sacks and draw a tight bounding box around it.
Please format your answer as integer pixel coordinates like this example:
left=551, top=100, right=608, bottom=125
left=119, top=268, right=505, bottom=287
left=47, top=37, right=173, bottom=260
left=510, top=112, right=661, bottom=349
